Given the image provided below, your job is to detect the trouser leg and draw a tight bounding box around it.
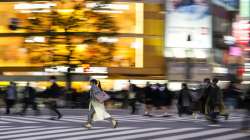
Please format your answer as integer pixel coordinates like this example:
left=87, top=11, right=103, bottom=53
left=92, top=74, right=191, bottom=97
left=48, top=100, right=62, bottom=118
left=21, top=101, right=29, bottom=114
left=6, top=100, right=14, bottom=114
left=130, top=99, right=136, bottom=114
left=87, top=106, right=95, bottom=124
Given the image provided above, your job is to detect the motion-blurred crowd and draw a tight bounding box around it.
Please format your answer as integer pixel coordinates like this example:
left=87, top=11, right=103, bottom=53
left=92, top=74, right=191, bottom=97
left=0, top=77, right=250, bottom=130
left=127, top=78, right=250, bottom=131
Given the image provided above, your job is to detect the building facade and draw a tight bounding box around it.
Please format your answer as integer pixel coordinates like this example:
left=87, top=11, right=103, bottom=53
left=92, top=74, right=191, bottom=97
left=0, top=0, right=166, bottom=90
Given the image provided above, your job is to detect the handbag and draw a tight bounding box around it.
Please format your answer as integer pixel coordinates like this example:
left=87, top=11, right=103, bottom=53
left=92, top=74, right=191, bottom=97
left=94, top=91, right=110, bottom=102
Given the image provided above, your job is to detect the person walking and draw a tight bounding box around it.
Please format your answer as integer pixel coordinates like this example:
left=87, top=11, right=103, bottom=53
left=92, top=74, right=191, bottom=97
left=223, top=82, right=241, bottom=116
left=160, top=83, right=173, bottom=117
left=177, top=83, right=192, bottom=117
left=19, top=82, right=40, bottom=116
left=84, top=79, right=118, bottom=129
left=128, top=83, right=138, bottom=114
left=144, top=82, right=153, bottom=116
left=200, top=78, right=211, bottom=115
left=45, top=76, right=63, bottom=120
left=206, top=78, right=223, bottom=123
left=4, top=82, right=17, bottom=115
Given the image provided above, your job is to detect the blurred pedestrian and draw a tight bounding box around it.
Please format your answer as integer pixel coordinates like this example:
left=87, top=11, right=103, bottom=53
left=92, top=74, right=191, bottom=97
left=44, top=76, right=63, bottom=120
left=206, top=78, right=222, bottom=123
left=128, top=83, right=138, bottom=114
left=160, top=83, right=173, bottom=117
left=19, top=82, right=40, bottom=116
left=177, top=83, right=192, bottom=117
left=84, top=79, right=118, bottom=129
left=4, top=82, right=17, bottom=115
left=200, top=78, right=211, bottom=115
left=144, top=82, right=153, bottom=116
left=223, top=82, right=241, bottom=116
left=151, top=83, right=162, bottom=109
left=240, top=85, right=250, bottom=132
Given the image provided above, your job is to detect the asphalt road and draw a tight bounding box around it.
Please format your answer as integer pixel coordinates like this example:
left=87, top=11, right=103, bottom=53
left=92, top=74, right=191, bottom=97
left=0, top=108, right=249, bottom=140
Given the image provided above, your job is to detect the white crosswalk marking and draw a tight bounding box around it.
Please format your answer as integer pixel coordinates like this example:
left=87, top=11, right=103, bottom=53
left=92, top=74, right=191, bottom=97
left=0, top=112, right=248, bottom=140
left=13, top=127, right=133, bottom=140
left=0, top=127, right=65, bottom=135
left=0, top=126, right=38, bottom=132
left=0, top=126, right=10, bottom=128
left=0, top=127, right=98, bottom=140
left=0, top=121, right=9, bottom=124
left=0, top=117, right=37, bottom=123
left=59, top=127, right=167, bottom=140
left=60, top=118, right=86, bottom=123
left=0, top=126, right=248, bottom=140
left=203, top=133, right=250, bottom=140
left=101, top=128, right=202, bottom=140
left=5, top=116, right=62, bottom=123
left=0, top=113, right=245, bottom=124
left=152, top=128, right=235, bottom=140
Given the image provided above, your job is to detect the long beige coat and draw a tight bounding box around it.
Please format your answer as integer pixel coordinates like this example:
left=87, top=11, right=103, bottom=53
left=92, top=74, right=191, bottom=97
left=89, top=85, right=111, bottom=121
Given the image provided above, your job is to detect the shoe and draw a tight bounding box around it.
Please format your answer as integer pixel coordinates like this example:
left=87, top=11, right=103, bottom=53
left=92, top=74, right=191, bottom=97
left=58, top=115, right=62, bottom=120
left=112, top=119, right=118, bottom=128
left=224, top=114, right=229, bottom=120
left=49, top=117, right=57, bottom=120
left=162, top=113, right=171, bottom=117
left=211, top=119, right=219, bottom=124
left=84, top=123, right=92, bottom=129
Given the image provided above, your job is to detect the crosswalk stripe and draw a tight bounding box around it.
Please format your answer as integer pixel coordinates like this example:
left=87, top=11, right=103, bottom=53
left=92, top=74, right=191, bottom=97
left=59, top=127, right=167, bottom=140
left=1, top=127, right=95, bottom=140
left=65, top=116, right=146, bottom=123
left=0, top=127, right=66, bottom=135
left=152, top=128, right=235, bottom=140
left=203, top=133, right=250, bottom=140
left=101, top=127, right=201, bottom=140
left=5, top=116, right=62, bottom=123
left=113, top=116, right=171, bottom=122
left=13, top=127, right=133, bottom=140
left=60, top=118, right=85, bottom=123
left=0, top=126, right=38, bottom=132
left=0, top=117, right=37, bottom=123
left=0, top=126, right=10, bottom=128
left=0, top=121, right=9, bottom=124
left=0, top=114, right=245, bottom=124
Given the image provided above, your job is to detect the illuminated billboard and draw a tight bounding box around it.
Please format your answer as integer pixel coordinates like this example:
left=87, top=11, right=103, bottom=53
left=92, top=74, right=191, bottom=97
left=165, top=0, right=212, bottom=49
left=240, top=0, right=250, bottom=18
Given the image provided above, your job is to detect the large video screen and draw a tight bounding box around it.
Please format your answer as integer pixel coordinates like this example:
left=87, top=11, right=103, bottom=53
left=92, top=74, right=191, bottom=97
left=165, top=0, right=212, bottom=49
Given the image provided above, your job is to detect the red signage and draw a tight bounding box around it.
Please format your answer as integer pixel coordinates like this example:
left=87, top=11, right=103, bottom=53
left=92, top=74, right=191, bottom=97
left=233, top=20, right=250, bottom=46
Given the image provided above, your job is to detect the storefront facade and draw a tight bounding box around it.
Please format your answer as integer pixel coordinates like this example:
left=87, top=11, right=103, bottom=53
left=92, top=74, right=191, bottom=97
left=0, top=0, right=166, bottom=91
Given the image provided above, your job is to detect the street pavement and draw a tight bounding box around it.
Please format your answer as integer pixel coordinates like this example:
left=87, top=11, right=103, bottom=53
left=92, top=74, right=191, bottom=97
left=0, top=109, right=249, bottom=140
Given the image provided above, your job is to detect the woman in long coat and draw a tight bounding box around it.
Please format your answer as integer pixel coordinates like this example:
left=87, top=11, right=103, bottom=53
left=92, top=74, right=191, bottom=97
left=84, top=79, right=118, bottom=129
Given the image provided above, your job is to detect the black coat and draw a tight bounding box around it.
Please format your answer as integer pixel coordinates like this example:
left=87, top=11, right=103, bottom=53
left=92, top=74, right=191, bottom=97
left=22, top=86, right=36, bottom=100
left=244, top=88, right=250, bottom=110
left=44, top=83, right=62, bottom=98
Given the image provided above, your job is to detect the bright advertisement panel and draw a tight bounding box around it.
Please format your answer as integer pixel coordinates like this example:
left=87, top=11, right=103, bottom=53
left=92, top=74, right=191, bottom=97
left=240, top=0, right=250, bottom=18
left=165, top=0, right=212, bottom=49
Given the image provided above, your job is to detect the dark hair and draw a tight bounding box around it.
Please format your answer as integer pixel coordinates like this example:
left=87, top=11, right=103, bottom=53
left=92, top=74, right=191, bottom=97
left=182, top=83, right=188, bottom=89
left=204, top=78, right=210, bottom=83
left=90, top=79, right=98, bottom=85
left=212, top=78, right=219, bottom=84
left=97, top=80, right=103, bottom=91
left=49, top=76, right=57, bottom=80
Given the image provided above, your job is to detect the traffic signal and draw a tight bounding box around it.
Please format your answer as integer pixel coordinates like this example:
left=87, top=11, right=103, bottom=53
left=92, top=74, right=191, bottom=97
left=8, top=18, right=19, bottom=30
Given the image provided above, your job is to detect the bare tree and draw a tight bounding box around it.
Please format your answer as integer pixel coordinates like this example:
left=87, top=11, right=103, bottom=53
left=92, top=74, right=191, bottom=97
left=23, top=0, right=118, bottom=89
